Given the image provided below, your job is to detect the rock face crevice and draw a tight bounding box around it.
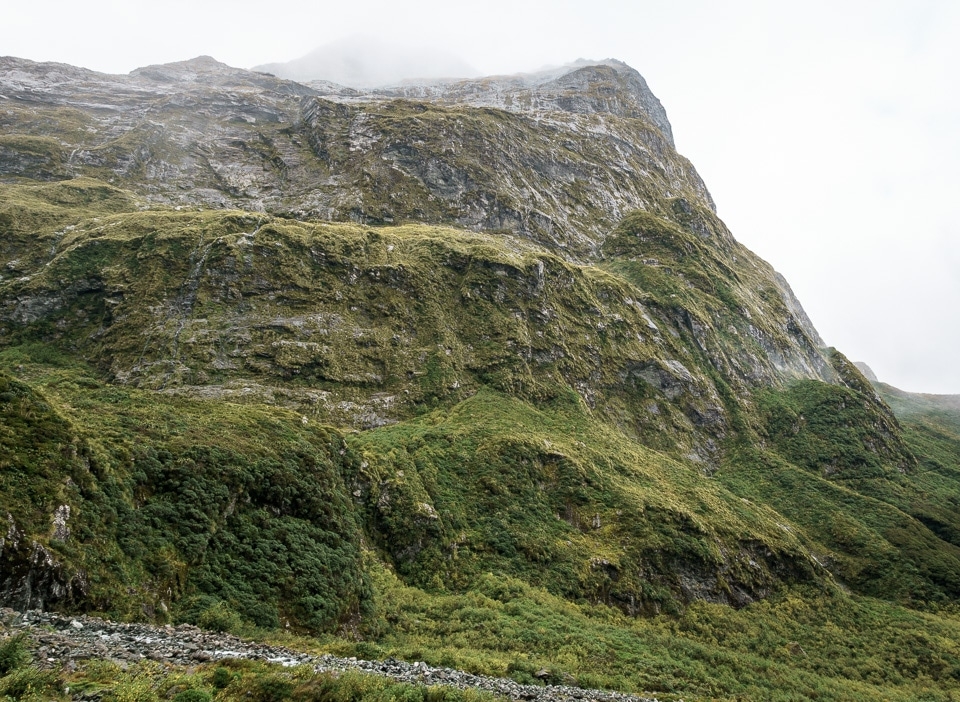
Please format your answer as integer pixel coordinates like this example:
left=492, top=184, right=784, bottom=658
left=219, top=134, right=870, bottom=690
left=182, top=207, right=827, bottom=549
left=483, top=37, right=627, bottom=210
left=0, top=515, right=88, bottom=612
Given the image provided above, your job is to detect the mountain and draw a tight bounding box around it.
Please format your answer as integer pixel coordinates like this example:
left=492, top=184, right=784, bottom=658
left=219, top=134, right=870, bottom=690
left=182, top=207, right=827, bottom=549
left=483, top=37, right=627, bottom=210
left=3, top=55, right=960, bottom=700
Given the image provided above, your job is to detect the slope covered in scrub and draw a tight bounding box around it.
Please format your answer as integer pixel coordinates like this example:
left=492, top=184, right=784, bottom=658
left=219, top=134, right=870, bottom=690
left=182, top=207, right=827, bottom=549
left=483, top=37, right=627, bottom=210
left=2, top=55, right=960, bottom=701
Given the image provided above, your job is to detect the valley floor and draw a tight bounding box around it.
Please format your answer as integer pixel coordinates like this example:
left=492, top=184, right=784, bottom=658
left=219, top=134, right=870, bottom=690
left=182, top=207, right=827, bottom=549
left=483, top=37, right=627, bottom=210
left=3, top=609, right=654, bottom=702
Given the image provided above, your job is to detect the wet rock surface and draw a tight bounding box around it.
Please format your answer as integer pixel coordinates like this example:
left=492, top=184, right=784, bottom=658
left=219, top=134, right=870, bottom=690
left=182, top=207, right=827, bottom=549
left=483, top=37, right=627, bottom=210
left=2, top=609, right=659, bottom=702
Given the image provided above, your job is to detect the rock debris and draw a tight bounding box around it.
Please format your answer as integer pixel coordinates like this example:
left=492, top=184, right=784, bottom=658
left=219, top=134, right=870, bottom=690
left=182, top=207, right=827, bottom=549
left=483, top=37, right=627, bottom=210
left=2, top=609, right=659, bottom=702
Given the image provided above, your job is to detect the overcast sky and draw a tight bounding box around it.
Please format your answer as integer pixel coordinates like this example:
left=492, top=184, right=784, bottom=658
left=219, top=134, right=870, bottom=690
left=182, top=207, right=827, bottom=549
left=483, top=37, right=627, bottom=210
left=5, top=0, right=960, bottom=393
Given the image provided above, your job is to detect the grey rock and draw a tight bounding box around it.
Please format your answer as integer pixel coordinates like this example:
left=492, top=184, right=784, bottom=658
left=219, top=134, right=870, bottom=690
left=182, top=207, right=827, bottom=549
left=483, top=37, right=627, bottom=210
left=0, top=514, right=88, bottom=611
left=9, top=610, right=660, bottom=702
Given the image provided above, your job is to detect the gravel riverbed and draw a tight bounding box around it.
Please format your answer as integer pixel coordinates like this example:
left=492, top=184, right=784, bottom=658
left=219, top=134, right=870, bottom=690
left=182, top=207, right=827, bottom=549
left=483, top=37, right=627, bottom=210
left=1, top=609, right=660, bottom=702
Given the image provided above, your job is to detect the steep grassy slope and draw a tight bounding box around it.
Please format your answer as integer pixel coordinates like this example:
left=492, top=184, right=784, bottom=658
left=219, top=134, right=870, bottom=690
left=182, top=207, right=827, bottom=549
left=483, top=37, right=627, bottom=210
left=0, top=180, right=825, bottom=451
left=0, top=179, right=825, bottom=619
left=5, top=353, right=960, bottom=700
left=874, top=386, right=960, bottom=549
left=350, top=388, right=822, bottom=612
left=3, top=178, right=959, bottom=625
left=0, top=356, right=368, bottom=631
left=3, top=56, right=960, bottom=701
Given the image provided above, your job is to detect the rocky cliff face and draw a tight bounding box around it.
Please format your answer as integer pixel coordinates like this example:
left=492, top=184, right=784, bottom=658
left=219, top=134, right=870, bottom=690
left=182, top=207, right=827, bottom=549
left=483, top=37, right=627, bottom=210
left=368, top=60, right=676, bottom=146
left=0, top=182, right=832, bottom=466
left=0, top=56, right=830, bottom=404
left=0, top=57, right=686, bottom=253
left=1, top=513, right=88, bottom=612
left=2, top=55, right=956, bottom=627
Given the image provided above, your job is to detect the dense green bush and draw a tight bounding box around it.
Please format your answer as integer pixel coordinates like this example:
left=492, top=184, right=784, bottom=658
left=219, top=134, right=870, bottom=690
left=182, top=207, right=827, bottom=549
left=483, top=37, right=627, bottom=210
left=171, top=689, right=212, bottom=702
left=0, top=357, right=370, bottom=632
left=0, top=634, right=29, bottom=676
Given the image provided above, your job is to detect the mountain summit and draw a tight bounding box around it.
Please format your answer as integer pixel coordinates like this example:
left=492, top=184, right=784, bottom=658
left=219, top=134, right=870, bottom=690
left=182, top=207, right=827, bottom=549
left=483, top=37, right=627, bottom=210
left=364, top=58, right=676, bottom=147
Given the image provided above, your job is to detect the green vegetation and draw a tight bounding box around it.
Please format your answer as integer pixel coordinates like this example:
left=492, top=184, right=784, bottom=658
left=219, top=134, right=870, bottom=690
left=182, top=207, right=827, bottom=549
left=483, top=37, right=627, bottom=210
left=350, top=567, right=960, bottom=701
left=0, top=651, right=499, bottom=702
left=0, top=635, right=30, bottom=676
left=350, top=387, right=817, bottom=611
left=0, top=356, right=368, bottom=631
left=716, top=357, right=960, bottom=604
left=0, top=634, right=61, bottom=701
left=2, top=166, right=960, bottom=702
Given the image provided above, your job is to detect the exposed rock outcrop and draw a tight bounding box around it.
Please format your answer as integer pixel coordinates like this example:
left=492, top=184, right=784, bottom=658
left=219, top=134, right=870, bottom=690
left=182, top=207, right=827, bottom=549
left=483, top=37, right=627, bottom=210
left=0, top=515, right=87, bottom=612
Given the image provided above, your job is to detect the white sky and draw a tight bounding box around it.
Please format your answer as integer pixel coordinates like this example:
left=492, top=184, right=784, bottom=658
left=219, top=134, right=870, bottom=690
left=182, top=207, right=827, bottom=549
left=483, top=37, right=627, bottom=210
left=5, top=0, right=960, bottom=393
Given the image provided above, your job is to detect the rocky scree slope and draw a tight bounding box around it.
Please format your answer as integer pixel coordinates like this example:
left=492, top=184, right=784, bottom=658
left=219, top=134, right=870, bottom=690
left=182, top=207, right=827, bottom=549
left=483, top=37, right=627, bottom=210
left=1, top=56, right=959, bottom=641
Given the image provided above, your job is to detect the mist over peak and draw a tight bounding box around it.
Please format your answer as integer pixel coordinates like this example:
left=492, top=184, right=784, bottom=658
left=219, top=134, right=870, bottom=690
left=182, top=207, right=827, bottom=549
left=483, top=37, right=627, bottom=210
left=252, top=35, right=479, bottom=88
